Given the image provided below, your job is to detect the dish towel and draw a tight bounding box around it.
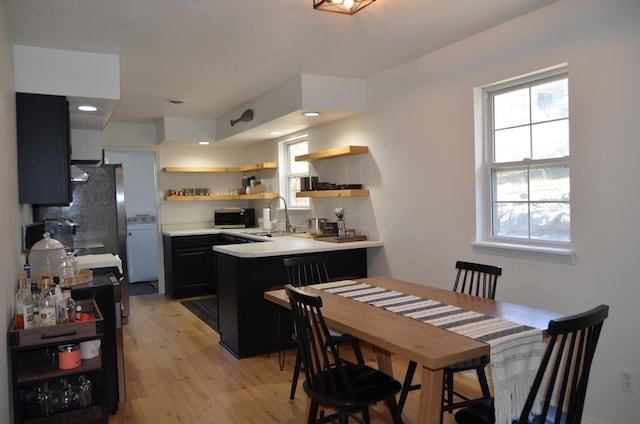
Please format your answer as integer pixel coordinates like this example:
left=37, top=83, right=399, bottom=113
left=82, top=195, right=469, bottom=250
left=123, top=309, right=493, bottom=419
left=315, top=280, right=543, bottom=424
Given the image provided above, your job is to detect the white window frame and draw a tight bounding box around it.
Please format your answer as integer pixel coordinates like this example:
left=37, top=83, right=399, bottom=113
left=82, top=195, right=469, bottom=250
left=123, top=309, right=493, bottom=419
left=278, top=135, right=309, bottom=209
left=472, top=65, right=576, bottom=264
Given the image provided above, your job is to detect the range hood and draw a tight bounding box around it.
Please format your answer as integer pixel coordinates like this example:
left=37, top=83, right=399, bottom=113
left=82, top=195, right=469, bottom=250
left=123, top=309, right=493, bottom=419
left=70, top=165, right=89, bottom=183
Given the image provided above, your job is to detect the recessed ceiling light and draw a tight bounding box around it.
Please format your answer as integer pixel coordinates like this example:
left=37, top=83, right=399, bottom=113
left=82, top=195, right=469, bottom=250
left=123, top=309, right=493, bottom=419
left=270, top=131, right=283, bottom=136
left=198, top=141, right=210, bottom=145
left=78, top=105, right=98, bottom=112
left=303, top=112, right=320, bottom=117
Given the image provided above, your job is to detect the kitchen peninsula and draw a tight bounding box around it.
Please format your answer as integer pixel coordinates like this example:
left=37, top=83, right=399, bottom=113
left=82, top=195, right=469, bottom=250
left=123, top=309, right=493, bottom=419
left=162, top=227, right=382, bottom=358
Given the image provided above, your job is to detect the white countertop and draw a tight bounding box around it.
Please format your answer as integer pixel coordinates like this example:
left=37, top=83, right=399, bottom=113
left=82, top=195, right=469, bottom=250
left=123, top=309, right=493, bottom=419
left=162, top=227, right=383, bottom=258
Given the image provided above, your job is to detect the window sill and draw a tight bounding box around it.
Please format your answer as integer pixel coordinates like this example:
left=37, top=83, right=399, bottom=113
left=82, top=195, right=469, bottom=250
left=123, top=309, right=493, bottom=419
left=471, top=240, right=576, bottom=264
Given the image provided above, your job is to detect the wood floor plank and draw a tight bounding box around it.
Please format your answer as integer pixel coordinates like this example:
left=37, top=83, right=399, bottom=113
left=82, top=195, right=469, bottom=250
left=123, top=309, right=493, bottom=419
left=109, top=294, right=481, bottom=423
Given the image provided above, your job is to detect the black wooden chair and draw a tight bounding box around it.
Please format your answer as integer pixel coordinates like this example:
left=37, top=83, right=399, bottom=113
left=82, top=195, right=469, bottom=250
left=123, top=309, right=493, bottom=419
left=284, top=284, right=404, bottom=424
left=398, top=261, right=502, bottom=419
left=283, top=254, right=365, bottom=399
left=454, top=304, right=609, bottom=424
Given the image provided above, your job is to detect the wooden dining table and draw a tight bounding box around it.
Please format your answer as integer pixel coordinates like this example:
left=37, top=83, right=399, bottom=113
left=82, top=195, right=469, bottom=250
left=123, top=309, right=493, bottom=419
left=264, top=276, right=563, bottom=424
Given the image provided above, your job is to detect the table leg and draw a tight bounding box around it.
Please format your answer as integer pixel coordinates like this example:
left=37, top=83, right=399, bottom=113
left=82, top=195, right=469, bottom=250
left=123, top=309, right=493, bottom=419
left=418, top=365, right=443, bottom=424
left=375, top=346, right=393, bottom=376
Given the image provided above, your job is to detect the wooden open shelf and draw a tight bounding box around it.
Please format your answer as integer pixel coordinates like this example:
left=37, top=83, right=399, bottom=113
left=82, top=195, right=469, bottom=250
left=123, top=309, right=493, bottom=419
left=296, top=189, right=369, bottom=198
left=295, top=146, right=368, bottom=162
left=162, top=162, right=277, bottom=173
left=164, top=193, right=279, bottom=201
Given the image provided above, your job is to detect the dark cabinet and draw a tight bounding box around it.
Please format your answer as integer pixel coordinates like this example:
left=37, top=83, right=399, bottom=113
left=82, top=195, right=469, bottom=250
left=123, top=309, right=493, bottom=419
left=163, top=233, right=263, bottom=299
left=216, top=249, right=368, bottom=358
left=163, top=235, right=213, bottom=299
left=9, top=300, right=108, bottom=424
left=16, top=93, right=71, bottom=205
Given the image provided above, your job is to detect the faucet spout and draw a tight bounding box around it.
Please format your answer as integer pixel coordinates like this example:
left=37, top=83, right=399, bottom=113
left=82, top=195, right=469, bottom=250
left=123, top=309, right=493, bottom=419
left=267, top=196, right=291, bottom=233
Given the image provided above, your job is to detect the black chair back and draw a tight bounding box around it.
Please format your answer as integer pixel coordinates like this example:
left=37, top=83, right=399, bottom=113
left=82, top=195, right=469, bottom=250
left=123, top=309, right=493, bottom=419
left=284, top=254, right=330, bottom=286
left=284, top=284, right=353, bottom=398
left=516, top=304, right=609, bottom=424
left=453, top=261, right=502, bottom=299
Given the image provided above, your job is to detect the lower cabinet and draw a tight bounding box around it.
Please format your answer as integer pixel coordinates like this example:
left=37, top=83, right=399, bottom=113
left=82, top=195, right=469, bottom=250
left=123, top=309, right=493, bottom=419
left=163, top=234, right=255, bottom=299
left=163, top=235, right=213, bottom=299
left=9, top=300, right=108, bottom=424
left=216, top=248, right=368, bottom=358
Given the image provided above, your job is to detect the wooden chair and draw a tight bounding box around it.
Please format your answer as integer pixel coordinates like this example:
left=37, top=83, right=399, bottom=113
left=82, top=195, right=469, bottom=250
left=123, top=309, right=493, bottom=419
left=454, top=304, right=609, bottom=424
left=284, top=284, right=403, bottom=424
left=398, top=261, right=502, bottom=419
left=283, top=255, right=365, bottom=399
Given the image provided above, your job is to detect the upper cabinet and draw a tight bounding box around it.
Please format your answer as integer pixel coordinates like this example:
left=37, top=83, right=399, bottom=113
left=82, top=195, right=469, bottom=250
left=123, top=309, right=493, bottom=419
left=17, top=93, right=72, bottom=205
left=295, top=145, right=369, bottom=198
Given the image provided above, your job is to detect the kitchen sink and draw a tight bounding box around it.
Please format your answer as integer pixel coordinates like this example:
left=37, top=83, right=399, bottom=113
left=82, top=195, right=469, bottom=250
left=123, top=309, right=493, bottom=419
left=241, top=230, right=290, bottom=238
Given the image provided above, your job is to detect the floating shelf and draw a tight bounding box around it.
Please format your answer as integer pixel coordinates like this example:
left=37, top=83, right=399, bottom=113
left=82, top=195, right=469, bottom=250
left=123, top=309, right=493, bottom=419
left=295, top=146, right=368, bottom=162
left=296, top=189, right=369, bottom=198
left=165, top=193, right=280, bottom=201
left=163, top=162, right=277, bottom=173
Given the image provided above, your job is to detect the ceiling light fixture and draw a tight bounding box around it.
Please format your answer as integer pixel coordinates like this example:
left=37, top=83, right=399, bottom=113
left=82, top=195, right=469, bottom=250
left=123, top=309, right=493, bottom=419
left=78, top=105, right=98, bottom=112
left=303, top=111, right=320, bottom=117
left=270, top=131, right=283, bottom=136
left=198, top=141, right=210, bottom=145
left=313, top=0, right=376, bottom=15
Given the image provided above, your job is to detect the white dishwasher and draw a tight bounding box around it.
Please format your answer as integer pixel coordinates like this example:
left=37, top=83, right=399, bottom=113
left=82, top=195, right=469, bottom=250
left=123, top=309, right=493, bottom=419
left=126, top=214, right=159, bottom=283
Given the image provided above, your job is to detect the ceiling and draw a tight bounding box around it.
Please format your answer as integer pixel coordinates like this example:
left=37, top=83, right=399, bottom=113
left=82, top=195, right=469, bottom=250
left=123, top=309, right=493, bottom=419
left=4, top=0, right=556, bottom=143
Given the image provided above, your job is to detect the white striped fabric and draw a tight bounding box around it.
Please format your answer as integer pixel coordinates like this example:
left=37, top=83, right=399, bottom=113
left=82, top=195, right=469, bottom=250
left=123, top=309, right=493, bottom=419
left=315, top=280, right=543, bottom=424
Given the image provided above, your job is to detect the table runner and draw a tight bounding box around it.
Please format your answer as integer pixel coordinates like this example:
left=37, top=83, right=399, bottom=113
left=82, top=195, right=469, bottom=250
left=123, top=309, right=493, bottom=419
left=315, top=280, right=543, bottom=424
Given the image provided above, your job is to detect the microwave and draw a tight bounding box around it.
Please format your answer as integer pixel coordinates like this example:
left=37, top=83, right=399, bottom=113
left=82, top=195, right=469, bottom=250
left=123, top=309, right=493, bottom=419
left=214, top=208, right=255, bottom=228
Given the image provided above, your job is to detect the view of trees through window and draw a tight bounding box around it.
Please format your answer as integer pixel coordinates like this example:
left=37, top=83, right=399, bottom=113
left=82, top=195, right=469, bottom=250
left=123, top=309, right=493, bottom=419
left=489, top=73, right=570, bottom=242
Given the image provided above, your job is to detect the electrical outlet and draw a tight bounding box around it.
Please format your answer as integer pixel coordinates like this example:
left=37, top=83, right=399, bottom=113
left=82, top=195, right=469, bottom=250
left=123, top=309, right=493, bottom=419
left=621, top=368, right=635, bottom=393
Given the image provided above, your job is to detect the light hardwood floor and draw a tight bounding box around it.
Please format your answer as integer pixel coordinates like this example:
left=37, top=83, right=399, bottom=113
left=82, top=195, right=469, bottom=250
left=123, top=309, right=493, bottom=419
left=108, top=294, right=482, bottom=424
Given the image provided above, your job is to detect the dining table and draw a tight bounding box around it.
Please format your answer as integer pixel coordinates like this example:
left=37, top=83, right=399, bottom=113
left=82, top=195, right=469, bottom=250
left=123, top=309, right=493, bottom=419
left=264, top=276, right=564, bottom=424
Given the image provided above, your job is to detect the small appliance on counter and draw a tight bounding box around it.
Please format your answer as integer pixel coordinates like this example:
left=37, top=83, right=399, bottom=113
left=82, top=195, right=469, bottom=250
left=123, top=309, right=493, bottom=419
left=214, top=208, right=255, bottom=228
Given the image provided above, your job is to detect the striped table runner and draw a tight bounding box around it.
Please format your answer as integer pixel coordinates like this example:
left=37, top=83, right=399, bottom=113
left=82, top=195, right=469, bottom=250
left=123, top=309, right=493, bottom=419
left=315, top=280, right=543, bottom=424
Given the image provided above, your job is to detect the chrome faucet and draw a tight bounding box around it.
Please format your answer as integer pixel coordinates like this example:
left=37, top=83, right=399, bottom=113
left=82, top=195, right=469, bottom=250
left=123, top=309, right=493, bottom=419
left=267, top=196, right=291, bottom=233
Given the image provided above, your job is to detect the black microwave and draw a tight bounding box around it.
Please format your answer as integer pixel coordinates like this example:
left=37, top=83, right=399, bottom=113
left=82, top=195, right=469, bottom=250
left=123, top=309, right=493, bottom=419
left=214, top=208, right=255, bottom=228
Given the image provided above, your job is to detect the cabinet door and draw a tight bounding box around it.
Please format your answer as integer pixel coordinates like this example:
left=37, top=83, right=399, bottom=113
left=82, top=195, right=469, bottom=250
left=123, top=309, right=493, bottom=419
left=16, top=93, right=71, bottom=205
left=172, top=247, right=212, bottom=293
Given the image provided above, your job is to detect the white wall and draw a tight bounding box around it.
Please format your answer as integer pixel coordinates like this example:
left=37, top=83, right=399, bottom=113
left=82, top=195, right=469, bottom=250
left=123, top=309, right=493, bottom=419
left=330, top=0, right=636, bottom=422
left=0, top=4, right=20, bottom=422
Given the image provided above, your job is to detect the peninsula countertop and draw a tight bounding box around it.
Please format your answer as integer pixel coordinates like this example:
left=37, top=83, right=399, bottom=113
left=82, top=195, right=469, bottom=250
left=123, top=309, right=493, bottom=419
left=162, top=227, right=383, bottom=258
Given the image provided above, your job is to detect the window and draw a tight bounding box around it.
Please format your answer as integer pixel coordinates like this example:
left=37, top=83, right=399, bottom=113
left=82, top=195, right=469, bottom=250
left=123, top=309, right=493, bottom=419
left=281, top=137, right=309, bottom=208
left=478, top=66, right=570, bottom=253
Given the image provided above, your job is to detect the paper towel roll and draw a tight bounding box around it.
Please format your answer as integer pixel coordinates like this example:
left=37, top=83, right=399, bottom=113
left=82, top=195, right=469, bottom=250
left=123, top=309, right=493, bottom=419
left=263, top=208, right=272, bottom=230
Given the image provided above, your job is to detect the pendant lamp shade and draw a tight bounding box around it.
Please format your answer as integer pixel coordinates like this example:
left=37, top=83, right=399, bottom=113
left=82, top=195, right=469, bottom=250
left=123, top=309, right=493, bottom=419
left=313, top=0, right=377, bottom=15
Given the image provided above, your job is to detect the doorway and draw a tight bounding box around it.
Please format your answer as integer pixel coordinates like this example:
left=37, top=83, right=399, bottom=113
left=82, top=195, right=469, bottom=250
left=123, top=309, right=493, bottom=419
left=104, top=151, right=159, bottom=287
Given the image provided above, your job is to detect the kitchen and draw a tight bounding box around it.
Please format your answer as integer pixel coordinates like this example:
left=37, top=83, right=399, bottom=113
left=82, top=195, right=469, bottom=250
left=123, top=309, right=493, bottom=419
left=1, top=1, right=639, bottom=423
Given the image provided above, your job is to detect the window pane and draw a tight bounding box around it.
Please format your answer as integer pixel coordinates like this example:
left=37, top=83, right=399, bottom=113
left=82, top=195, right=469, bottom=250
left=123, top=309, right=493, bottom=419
left=493, top=168, right=528, bottom=202
left=494, top=126, right=531, bottom=162
left=531, top=120, right=569, bottom=159
left=531, top=79, right=568, bottom=123
left=494, top=202, right=529, bottom=238
left=288, top=177, right=308, bottom=208
left=530, top=166, right=570, bottom=202
left=494, top=87, right=530, bottom=130
left=530, top=202, right=570, bottom=241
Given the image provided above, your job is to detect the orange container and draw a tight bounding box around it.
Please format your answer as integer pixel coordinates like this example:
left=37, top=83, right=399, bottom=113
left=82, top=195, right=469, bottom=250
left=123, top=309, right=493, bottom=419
left=58, top=344, right=81, bottom=370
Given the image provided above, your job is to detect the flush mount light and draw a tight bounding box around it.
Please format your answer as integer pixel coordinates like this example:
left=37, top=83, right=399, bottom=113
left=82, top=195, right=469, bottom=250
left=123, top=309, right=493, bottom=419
left=198, top=141, right=210, bottom=145
left=303, top=112, right=320, bottom=117
left=270, top=131, right=283, bottom=136
left=313, top=0, right=377, bottom=15
left=78, top=105, right=98, bottom=112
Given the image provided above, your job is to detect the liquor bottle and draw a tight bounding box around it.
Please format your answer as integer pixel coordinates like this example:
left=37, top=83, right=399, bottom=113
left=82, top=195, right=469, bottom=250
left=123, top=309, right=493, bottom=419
left=30, top=279, right=40, bottom=328
left=15, top=271, right=34, bottom=329
left=39, top=278, right=57, bottom=327
left=57, top=287, right=76, bottom=324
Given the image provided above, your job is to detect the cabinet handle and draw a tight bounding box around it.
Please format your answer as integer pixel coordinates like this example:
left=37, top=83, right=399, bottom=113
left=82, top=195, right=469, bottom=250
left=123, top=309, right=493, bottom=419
left=41, top=329, right=77, bottom=340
